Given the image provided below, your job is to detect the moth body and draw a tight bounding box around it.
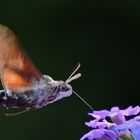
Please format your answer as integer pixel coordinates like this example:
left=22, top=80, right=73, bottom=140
left=0, top=75, right=72, bottom=109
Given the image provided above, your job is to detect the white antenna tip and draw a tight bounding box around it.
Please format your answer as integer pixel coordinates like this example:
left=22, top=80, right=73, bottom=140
left=66, top=73, right=81, bottom=83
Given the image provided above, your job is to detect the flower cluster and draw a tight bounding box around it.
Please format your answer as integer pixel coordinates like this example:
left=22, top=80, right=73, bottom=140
left=80, top=106, right=140, bottom=140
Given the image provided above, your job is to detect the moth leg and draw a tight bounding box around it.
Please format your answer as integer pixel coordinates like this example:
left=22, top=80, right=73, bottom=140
left=0, top=90, right=5, bottom=93
left=5, top=108, right=31, bottom=116
left=0, top=89, right=7, bottom=100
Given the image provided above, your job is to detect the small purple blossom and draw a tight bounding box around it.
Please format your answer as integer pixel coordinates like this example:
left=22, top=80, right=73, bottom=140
left=80, top=106, right=140, bottom=140
left=80, top=129, right=117, bottom=140
left=114, top=116, right=140, bottom=140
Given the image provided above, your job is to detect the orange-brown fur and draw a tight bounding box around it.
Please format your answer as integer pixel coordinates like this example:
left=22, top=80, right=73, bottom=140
left=0, top=24, right=42, bottom=92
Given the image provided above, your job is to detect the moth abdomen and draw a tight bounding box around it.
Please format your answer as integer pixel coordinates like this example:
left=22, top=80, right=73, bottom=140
left=0, top=90, right=30, bottom=109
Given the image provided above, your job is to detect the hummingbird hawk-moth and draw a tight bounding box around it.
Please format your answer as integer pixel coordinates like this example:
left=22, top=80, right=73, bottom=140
left=0, top=24, right=82, bottom=116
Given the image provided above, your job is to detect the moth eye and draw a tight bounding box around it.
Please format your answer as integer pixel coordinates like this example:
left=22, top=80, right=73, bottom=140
left=60, top=86, right=69, bottom=92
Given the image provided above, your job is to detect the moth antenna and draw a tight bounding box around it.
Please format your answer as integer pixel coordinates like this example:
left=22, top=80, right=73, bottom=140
left=66, top=73, right=81, bottom=84
left=65, top=63, right=81, bottom=83
left=72, top=90, right=94, bottom=110
left=5, top=108, right=31, bottom=116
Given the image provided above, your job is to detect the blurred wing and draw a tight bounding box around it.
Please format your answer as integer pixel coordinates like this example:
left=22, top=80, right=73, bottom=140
left=0, top=24, right=42, bottom=92
left=2, top=66, right=33, bottom=92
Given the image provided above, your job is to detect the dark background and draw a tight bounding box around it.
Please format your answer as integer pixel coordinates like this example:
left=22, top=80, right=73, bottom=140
left=0, top=0, right=140, bottom=140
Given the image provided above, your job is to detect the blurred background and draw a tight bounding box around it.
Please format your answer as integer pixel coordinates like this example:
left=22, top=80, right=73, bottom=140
left=0, top=0, right=140, bottom=140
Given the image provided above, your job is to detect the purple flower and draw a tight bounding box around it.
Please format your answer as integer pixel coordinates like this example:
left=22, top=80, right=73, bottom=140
left=80, top=129, right=117, bottom=140
left=80, top=106, right=140, bottom=140
left=113, top=116, right=140, bottom=140
left=89, top=106, right=140, bottom=124
left=110, top=106, right=140, bottom=124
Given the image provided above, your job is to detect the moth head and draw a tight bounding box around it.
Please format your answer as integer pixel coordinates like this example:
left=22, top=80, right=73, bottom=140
left=41, top=64, right=81, bottom=105
left=51, top=80, right=73, bottom=102
left=42, top=75, right=73, bottom=104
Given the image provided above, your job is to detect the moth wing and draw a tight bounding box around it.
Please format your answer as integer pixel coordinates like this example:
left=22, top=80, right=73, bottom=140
left=1, top=66, right=33, bottom=92
left=0, top=24, right=43, bottom=92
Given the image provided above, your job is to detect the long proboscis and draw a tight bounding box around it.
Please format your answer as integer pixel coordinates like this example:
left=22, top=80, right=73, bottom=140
left=73, top=90, right=94, bottom=110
